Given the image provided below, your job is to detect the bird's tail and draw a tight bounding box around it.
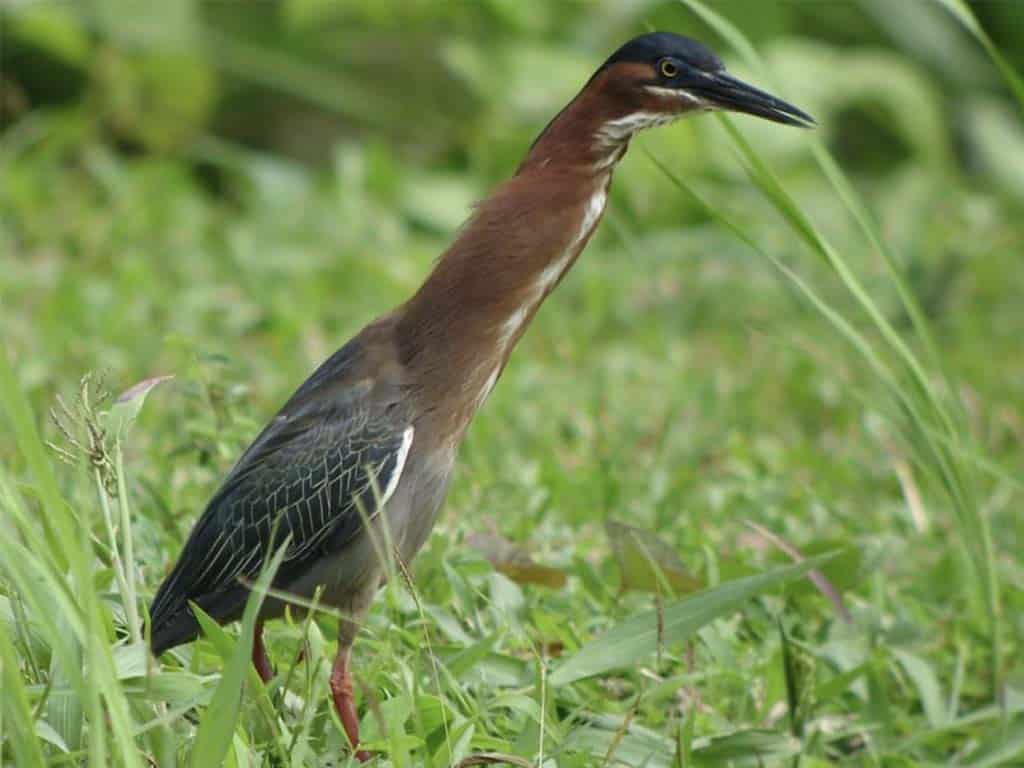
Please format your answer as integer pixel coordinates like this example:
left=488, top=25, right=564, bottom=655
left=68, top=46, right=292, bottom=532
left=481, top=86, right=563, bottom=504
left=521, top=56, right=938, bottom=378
left=150, top=607, right=201, bottom=656
left=149, top=580, right=249, bottom=656
left=149, top=569, right=199, bottom=655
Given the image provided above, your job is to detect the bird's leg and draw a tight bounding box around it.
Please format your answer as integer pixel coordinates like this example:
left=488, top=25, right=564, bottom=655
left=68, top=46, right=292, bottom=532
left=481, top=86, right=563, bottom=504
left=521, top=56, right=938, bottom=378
left=329, top=646, right=370, bottom=762
left=252, top=620, right=274, bottom=684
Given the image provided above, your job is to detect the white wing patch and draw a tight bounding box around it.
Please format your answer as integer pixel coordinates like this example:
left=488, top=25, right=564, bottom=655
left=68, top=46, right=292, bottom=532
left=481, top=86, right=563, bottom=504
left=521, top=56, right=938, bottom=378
left=380, top=426, right=414, bottom=508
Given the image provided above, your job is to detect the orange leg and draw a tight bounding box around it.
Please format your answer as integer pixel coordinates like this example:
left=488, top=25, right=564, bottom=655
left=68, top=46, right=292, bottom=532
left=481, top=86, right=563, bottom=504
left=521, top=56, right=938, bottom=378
left=252, top=620, right=274, bottom=684
left=329, top=647, right=370, bottom=762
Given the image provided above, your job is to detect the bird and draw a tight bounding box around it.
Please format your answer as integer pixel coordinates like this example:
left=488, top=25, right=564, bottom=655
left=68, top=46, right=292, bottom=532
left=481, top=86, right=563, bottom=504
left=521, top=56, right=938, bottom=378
left=149, top=31, right=814, bottom=761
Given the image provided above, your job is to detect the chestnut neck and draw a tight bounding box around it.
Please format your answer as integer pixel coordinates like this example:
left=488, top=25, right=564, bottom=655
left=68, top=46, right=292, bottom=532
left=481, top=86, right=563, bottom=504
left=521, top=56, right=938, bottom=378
left=518, top=71, right=632, bottom=172
left=396, top=73, right=632, bottom=437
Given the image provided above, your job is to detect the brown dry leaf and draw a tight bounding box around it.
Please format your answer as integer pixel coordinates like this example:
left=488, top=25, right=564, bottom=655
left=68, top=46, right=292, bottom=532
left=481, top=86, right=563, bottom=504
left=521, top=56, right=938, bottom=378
left=465, top=532, right=568, bottom=588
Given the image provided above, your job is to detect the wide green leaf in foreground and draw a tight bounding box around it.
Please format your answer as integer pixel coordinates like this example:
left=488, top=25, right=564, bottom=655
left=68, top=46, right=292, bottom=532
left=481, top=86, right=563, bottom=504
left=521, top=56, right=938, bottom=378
left=550, top=553, right=838, bottom=686
left=188, top=541, right=288, bottom=768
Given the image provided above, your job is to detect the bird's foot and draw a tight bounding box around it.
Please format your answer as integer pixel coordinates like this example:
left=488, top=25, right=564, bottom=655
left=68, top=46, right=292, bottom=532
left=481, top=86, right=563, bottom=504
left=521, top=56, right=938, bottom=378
left=330, top=651, right=370, bottom=762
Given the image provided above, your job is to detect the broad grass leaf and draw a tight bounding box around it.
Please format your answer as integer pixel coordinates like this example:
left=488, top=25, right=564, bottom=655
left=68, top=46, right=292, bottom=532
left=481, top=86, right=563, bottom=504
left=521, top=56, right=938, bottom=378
left=0, top=624, right=47, bottom=767
left=131, top=670, right=212, bottom=708
left=432, top=716, right=474, bottom=768
left=606, top=520, right=702, bottom=595
left=188, top=542, right=287, bottom=768
left=692, top=729, right=801, bottom=765
left=565, top=724, right=673, bottom=768
left=489, top=571, right=525, bottom=616
left=191, top=604, right=236, bottom=659
left=550, top=554, right=836, bottom=685
left=463, top=652, right=531, bottom=688
left=413, top=694, right=451, bottom=736
left=962, top=716, right=1024, bottom=767
left=443, top=634, right=498, bottom=682
left=892, top=649, right=947, bottom=728
left=815, top=661, right=870, bottom=703
left=425, top=605, right=474, bottom=645
left=113, top=641, right=149, bottom=679
left=48, top=618, right=84, bottom=753
left=358, top=693, right=415, bottom=753
left=567, top=721, right=798, bottom=767
left=229, top=730, right=251, bottom=768
left=34, top=721, right=69, bottom=753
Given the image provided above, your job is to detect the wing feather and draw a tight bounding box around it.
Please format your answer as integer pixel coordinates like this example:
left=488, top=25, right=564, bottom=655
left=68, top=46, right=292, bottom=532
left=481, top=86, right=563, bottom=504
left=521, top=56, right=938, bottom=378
left=150, top=340, right=412, bottom=652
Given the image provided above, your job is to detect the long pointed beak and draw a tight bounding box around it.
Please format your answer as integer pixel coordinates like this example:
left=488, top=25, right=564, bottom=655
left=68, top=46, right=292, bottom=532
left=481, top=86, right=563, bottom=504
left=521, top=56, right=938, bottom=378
left=694, top=71, right=815, bottom=128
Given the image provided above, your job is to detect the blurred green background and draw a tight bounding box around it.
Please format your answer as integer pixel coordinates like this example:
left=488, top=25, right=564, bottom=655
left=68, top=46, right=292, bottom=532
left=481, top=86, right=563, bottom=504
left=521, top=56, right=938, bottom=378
left=2, top=1, right=1023, bottom=766
left=3, top=0, right=1024, bottom=165
left=3, top=0, right=1024, bottom=394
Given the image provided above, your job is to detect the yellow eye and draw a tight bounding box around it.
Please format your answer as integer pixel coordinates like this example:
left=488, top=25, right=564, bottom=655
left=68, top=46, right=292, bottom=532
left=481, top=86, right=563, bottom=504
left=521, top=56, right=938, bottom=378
left=660, top=59, right=678, bottom=78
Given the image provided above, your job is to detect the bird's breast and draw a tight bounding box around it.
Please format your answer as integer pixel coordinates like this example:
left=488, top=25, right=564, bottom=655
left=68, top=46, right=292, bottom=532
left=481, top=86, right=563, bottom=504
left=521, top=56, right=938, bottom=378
left=382, top=438, right=455, bottom=564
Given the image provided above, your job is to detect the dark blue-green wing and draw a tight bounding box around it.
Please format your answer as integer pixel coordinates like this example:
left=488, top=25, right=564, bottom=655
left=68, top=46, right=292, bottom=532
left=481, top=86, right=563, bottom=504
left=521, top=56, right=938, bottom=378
left=150, top=344, right=412, bottom=654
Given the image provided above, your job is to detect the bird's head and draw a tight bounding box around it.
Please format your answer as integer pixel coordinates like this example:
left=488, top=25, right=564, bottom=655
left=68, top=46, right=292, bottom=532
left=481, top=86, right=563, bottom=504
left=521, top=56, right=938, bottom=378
left=589, top=32, right=815, bottom=145
left=520, top=32, right=814, bottom=172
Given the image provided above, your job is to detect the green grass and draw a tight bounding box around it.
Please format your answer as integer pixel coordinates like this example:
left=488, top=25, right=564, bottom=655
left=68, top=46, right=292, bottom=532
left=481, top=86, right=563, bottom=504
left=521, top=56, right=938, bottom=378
left=2, top=4, right=1024, bottom=766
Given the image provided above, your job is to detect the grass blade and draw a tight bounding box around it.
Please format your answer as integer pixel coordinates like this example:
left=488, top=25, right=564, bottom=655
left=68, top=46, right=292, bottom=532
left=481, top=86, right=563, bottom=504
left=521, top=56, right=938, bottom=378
left=672, top=0, right=1004, bottom=702
left=550, top=553, right=837, bottom=686
left=931, top=0, right=1024, bottom=111
left=0, top=623, right=47, bottom=768
left=188, top=541, right=288, bottom=768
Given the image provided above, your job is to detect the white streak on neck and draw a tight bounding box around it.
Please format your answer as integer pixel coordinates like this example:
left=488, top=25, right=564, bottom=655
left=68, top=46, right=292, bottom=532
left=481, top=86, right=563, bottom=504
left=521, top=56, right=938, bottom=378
left=473, top=365, right=501, bottom=411
left=471, top=180, right=611, bottom=416
left=539, top=184, right=607, bottom=291
left=496, top=181, right=609, bottom=353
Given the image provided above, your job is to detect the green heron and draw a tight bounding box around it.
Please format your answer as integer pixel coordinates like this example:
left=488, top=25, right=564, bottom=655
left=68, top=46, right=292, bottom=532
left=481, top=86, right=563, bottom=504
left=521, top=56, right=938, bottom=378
left=150, top=31, right=813, bottom=760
